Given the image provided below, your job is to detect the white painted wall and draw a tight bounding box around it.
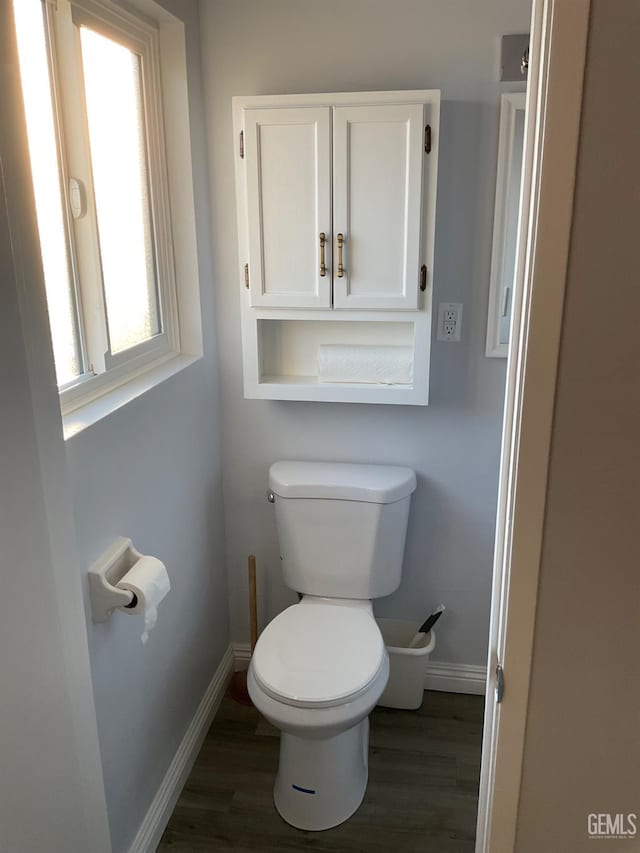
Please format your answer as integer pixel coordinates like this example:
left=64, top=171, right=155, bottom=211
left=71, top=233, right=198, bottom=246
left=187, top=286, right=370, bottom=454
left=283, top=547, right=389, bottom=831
left=515, top=1, right=640, bottom=849
left=0, top=4, right=110, bottom=848
left=61, top=3, right=230, bottom=850
left=0, top=180, right=110, bottom=853
left=199, top=0, right=530, bottom=667
left=3, top=1, right=229, bottom=851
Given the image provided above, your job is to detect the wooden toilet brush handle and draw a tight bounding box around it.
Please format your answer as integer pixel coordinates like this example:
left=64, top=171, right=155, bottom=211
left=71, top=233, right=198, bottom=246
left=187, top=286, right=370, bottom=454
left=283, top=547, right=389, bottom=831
left=248, top=555, right=258, bottom=653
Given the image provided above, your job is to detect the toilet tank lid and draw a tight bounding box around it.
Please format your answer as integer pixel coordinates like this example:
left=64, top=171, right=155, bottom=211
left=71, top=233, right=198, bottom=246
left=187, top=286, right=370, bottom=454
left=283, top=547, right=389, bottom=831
left=269, top=461, right=417, bottom=503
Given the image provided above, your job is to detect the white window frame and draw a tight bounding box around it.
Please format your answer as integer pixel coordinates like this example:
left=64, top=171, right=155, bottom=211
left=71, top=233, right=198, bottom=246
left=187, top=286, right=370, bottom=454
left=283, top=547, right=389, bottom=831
left=32, top=0, right=203, bottom=430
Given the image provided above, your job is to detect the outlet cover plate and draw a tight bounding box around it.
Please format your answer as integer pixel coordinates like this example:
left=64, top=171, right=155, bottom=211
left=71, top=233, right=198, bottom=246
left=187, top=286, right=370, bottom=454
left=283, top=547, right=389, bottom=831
left=437, top=302, right=463, bottom=342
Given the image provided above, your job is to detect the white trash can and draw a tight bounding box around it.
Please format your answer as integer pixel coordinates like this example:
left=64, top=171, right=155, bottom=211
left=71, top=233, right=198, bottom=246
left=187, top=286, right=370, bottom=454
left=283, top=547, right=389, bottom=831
left=376, top=618, right=436, bottom=710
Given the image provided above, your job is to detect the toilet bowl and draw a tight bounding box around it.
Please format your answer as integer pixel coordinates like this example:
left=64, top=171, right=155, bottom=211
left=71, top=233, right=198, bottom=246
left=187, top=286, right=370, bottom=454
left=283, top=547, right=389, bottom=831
left=255, top=460, right=416, bottom=831
left=247, top=597, right=390, bottom=830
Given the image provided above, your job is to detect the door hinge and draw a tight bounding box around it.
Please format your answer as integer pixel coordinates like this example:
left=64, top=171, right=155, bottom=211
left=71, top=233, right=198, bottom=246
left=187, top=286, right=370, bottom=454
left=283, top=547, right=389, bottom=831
left=243, top=263, right=249, bottom=289
left=424, top=124, right=432, bottom=154
left=420, top=264, right=428, bottom=292
left=495, top=664, right=505, bottom=704
left=239, top=130, right=244, bottom=158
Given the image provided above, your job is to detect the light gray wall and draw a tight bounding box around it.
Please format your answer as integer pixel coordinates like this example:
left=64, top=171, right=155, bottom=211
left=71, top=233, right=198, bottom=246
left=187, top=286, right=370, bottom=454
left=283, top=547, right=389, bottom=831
left=0, top=165, right=109, bottom=853
left=0, top=3, right=110, bottom=847
left=516, top=2, right=640, bottom=850
left=62, top=2, right=230, bottom=851
left=199, top=0, right=530, bottom=667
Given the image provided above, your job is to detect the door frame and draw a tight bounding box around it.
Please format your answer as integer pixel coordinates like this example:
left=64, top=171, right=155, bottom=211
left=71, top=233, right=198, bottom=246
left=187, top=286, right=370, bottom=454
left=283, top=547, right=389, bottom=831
left=476, top=1, right=591, bottom=850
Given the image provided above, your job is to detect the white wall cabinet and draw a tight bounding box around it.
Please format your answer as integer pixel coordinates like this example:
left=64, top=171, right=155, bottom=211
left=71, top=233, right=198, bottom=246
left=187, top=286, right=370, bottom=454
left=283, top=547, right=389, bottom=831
left=333, top=103, right=425, bottom=311
left=244, top=107, right=332, bottom=308
left=233, top=90, right=440, bottom=405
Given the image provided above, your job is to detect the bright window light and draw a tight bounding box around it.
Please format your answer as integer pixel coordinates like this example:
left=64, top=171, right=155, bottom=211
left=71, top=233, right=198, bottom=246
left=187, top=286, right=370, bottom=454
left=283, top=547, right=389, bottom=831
left=12, top=0, right=180, bottom=413
left=13, top=0, right=82, bottom=385
left=79, top=27, right=160, bottom=355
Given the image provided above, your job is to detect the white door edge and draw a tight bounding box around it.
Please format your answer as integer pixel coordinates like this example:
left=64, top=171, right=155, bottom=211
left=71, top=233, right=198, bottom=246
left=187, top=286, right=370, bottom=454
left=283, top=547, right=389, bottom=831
left=476, top=1, right=591, bottom=851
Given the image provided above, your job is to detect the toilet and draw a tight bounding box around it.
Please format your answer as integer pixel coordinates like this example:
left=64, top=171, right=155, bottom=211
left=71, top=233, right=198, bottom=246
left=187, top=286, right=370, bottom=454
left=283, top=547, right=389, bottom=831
left=247, top=460, right=417, bottom=831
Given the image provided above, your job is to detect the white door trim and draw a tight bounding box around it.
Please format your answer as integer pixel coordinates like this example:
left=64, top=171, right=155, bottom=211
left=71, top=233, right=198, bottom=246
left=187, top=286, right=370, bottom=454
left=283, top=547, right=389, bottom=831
left=476, top=1, right=591, bottom=851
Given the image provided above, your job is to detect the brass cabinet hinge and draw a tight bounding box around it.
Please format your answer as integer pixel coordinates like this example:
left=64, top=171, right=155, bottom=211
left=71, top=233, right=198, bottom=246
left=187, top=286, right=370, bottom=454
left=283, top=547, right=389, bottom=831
left=424, top=124, right=431, bottom=154
left=420, top=264, right=428, bottom=292
left=244, top=263, right=249, bottom=289
left=239, top=130, right=244, bottom=158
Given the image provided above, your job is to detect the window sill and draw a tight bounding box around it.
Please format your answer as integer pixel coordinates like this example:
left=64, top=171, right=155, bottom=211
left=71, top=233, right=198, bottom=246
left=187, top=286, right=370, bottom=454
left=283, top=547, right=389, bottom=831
left=62, top=353, right=201, bottom=440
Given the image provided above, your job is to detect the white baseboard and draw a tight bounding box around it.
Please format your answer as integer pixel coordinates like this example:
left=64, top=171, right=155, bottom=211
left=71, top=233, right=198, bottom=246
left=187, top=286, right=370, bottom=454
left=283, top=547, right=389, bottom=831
left=232, top=642, right=486, bottom=696
left=232, top=641, right=252, bottom=669
left=128, top=645, right=234, bottom=853
left=423, top=661, right=487, bottom=695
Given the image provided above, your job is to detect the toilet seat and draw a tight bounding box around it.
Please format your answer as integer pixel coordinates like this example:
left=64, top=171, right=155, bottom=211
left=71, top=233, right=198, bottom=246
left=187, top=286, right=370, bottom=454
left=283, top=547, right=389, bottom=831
left=251, top=601, right=386, bottom=709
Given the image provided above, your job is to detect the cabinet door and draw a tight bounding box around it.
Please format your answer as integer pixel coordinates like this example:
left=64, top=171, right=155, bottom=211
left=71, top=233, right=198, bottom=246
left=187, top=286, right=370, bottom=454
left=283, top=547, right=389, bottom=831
left=333, top=104, right=424, bottom=310
left=244, top=107, right=331, bottom=308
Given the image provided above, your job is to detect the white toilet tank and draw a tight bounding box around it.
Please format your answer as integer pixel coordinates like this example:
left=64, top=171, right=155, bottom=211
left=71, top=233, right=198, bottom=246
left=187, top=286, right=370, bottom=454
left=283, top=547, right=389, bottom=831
left=269, top=461, right=416, bottom=599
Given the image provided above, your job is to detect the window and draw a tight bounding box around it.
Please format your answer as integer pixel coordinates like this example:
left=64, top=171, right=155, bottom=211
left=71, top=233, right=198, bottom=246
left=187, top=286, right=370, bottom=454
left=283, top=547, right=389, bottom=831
left=13, top=0, right=184, bottom=410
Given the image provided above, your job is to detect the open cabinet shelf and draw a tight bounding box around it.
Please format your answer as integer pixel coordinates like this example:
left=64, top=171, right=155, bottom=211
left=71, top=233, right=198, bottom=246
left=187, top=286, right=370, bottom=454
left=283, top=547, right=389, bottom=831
left=245, top=312, right=428, bottom=405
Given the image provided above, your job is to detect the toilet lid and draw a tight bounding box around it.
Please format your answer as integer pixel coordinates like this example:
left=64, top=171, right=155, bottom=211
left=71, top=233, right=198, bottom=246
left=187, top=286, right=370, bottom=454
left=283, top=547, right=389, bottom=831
left=251, top=602, right=385, bottom=708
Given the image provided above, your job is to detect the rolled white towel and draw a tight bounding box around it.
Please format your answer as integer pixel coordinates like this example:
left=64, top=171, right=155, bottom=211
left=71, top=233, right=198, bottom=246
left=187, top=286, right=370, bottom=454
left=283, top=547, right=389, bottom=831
left=317, top=344, right=413, bottom=385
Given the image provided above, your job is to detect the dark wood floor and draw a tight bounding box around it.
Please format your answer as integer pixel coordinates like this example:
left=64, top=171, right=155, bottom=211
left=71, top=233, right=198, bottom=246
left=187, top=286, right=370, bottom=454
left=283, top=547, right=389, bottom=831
left=159, top=689, right=484, bottom=852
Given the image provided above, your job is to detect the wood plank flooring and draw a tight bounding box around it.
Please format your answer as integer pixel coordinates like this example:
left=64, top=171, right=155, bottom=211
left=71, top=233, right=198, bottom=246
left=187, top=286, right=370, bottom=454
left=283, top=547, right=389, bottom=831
left=159, top=689, right=484, bottom=852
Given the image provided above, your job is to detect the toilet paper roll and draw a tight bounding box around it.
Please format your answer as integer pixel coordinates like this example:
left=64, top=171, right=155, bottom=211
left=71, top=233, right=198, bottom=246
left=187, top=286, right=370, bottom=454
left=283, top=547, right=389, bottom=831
left=317, top=345, right=413, bottom=385
left=117, top=556, right=170, bottom=645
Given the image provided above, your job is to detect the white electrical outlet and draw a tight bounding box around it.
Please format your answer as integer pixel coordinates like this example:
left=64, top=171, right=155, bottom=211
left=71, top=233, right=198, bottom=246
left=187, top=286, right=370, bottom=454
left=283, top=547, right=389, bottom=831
left=437, top=302, right=463, bottom=342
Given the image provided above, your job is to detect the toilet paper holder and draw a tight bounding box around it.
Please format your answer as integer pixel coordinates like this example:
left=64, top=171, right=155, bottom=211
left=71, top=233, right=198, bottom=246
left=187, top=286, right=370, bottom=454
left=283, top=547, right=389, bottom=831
left=88, top=537, right=145, bottom=623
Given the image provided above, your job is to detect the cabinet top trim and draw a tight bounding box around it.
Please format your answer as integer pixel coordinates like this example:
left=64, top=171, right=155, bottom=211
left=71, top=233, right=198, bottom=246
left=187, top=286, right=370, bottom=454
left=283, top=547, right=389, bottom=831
left=232, top=89, right=440, bottom=111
